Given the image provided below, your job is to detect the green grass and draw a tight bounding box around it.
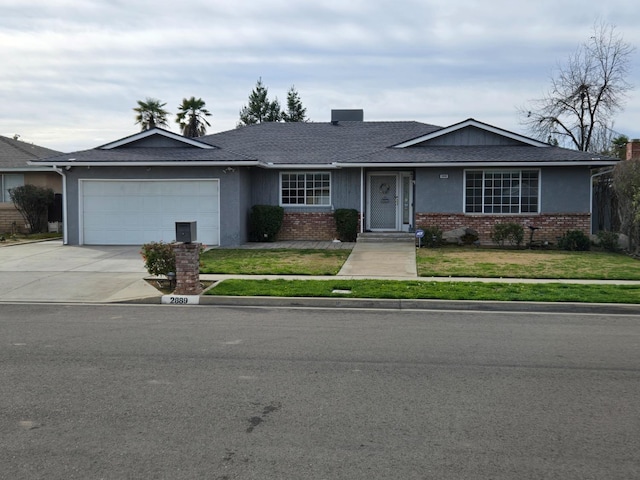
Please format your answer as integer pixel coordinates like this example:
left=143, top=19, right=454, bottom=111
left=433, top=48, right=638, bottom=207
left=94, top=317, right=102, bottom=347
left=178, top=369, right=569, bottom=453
left=417, top=247, right=640, bottom=280
left=205, top=278, right=640, bottom=304
left=200, top=249, right=350, bottom=275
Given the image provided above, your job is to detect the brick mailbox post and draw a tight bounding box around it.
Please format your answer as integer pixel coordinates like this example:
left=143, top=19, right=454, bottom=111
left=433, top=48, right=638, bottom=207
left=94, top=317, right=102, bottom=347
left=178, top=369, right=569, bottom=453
left=173, top=242, right=202, bottom=295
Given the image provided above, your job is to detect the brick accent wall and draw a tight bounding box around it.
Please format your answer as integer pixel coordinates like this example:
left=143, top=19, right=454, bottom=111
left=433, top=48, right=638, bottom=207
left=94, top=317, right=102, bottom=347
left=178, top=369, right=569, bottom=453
left=0, top=205, right=26, bottom=234
left=277, top=212, right=339, bottom=241
left=174, top=242, right=202, bottom=295
left=415, top=213, right=591, bottom=245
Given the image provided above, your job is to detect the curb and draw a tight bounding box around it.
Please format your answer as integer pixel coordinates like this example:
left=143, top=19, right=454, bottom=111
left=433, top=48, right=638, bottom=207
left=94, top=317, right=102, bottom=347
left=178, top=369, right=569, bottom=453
left=121, top=294, right=640, bottom=315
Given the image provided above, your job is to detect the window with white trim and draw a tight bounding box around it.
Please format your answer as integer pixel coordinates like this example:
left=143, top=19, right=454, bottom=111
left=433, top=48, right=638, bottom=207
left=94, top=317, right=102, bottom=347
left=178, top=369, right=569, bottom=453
left=465, top=170, right=539, bottom=214
left=1, top=174, right=24, bottom=202
left=281, top=172, right=330, bottom=206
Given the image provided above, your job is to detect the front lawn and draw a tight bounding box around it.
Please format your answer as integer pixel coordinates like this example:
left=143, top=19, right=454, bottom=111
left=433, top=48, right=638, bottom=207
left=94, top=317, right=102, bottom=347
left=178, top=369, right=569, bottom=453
left=417, top=247, right=640, bottom=280
left=200, top=248, right=351, bottom=275
left=205, top=278, right=640, bottom=304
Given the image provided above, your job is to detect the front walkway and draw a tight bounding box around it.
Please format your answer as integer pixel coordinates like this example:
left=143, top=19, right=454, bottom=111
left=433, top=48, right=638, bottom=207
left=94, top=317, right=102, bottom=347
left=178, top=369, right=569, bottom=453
left=337, top=242, right=417, bottom=277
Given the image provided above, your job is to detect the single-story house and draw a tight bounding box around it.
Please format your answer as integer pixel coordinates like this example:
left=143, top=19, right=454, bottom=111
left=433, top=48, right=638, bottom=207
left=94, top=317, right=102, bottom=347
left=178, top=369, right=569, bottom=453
left=31, top=110, right=619, bottom=246
left=0, top=135, right=63, bottom=233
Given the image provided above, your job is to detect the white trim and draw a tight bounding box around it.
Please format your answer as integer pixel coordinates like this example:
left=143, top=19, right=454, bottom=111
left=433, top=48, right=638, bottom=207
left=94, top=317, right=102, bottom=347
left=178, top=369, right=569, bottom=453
left=335, top=161, right=618, bottom=168
left=463, top=168, right=541, bottom=215
left=98, top=128, right=216, bottom=149
left=279, top=171, right=332, bottom=207
left=34, top=161, right=259, bottom=168
left=392, top=119, right=550, bottom=148
left=367, top=171, right=404, bottom=231
left=78, top=178, right=220, bottom=246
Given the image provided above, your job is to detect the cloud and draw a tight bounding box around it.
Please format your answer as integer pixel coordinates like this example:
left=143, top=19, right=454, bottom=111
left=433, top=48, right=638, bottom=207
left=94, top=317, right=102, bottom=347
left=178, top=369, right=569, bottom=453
left=0, top=0, right=638, bottom=151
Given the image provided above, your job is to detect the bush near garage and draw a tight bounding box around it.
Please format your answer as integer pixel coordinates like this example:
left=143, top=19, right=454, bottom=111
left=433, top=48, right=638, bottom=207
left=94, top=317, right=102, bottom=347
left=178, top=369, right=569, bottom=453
left=140, top=241, right=176, bottom=277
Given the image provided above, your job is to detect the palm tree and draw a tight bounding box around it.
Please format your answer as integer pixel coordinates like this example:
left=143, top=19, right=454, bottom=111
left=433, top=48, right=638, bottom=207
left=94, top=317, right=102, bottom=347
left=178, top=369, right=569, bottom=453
left=133, top=98, right=170, bottom=131
left=176, top=97, right=212, bottom=137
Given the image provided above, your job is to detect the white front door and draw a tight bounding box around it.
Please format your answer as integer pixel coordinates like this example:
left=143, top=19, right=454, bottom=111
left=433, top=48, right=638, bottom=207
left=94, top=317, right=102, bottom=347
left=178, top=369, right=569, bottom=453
left=367, top=172, right=413, bottom=231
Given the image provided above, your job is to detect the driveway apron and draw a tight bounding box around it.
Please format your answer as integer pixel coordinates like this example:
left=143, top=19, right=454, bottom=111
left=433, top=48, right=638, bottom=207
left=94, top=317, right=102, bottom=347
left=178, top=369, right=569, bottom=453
left=0, top=241, right=159, bottom=303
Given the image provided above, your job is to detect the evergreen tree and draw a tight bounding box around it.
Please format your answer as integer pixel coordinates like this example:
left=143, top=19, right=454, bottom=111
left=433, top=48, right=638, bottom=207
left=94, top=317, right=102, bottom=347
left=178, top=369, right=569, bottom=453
left=283, top=85, right=308, bottom=122
left=133, top=98, right=170, bottom=130
left=238, top=78, right=282, bottom=126
left=176, top=96, right=212, bottom=137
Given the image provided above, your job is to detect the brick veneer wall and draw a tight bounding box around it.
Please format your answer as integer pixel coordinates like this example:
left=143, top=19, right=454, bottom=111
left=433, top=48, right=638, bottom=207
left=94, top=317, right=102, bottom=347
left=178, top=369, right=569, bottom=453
left=0, top=206, right=25, bottom=234
left=415, top=213, right=591, bottom=245
left=276, top=212, right=338, bottom=241
left=174, top=242, right=202, bottom=295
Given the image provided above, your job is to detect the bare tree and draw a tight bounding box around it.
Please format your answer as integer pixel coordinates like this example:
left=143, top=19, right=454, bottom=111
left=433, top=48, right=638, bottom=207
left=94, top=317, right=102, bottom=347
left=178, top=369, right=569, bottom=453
left=519, top=22, right=634, bottom=153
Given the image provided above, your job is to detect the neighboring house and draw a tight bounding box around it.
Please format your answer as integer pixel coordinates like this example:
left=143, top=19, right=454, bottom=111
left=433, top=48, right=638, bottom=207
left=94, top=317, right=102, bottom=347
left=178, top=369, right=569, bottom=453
left=0, top=135, right=63, bottom=233
left=31, top=110, right=619, bottom=246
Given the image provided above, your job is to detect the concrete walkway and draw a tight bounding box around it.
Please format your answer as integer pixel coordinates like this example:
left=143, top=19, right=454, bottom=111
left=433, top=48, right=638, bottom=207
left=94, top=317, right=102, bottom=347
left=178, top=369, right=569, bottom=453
left=337, top=242, right=417, bottom=277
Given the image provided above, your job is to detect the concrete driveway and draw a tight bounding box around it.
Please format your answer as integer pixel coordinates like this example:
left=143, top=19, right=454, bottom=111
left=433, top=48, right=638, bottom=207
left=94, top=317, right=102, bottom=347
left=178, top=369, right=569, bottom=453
left=0, top=240, right=159, bottom=303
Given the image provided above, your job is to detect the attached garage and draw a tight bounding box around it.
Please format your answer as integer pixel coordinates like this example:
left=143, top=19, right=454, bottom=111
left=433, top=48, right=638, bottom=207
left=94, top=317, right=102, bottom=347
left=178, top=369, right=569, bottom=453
left=80, top=179, right=219, bottom=245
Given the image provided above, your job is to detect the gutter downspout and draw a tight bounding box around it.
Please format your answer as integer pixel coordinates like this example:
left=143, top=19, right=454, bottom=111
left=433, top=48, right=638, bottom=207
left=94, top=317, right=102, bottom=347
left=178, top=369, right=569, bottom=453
left=52, top=166, right=68, bottom=245
left=360, top=167, right=364, bottom=234
left=590, top=168, right=614, bottom=236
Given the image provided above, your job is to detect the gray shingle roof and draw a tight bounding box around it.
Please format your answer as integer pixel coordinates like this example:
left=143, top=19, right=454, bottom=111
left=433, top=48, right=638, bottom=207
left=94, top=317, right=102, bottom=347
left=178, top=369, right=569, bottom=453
left=344, top=145, right=617, bottom=164
left=39, top=147, right=253, bottom=164
left=199, top=121, right=442, bottom=164
left=0, top=135, right=62, bottom=169
left=30, top=121, right=620, bottom=168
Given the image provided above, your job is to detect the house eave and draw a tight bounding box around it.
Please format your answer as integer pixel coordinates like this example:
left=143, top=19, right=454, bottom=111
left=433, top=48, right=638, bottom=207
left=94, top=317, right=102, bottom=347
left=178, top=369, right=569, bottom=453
left=333, top=161, right=620, bottom=168
left=29, top=161, right=261, bottom=168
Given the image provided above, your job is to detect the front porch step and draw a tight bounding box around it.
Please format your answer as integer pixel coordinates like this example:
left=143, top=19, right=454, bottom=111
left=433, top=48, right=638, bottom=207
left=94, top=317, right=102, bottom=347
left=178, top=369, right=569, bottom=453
left=357, top=232, right=416, bottom=243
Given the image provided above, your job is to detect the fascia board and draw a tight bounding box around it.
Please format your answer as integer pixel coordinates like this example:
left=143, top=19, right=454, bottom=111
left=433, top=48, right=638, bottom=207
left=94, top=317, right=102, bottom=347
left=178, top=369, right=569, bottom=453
left=98, top=129, right=216, bottom=149
left=334, top=161, right=620, bottom=168
left=29, top=161, right=260, bottom=167
left=260, top=163, right=340, bottom=169
left=393, top=119, right=549, bottom=148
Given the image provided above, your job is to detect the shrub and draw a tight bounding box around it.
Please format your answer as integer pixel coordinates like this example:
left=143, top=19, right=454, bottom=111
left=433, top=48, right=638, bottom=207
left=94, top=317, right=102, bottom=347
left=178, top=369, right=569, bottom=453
left=596, top=230, right=620, bottom=252
left=334, top=208, right=358, bottom=242
left=418, top=226, right=443, bottom=247
left=249, top=205, right=284, bottom=242
left=140, top=241, right=175, bottom=277
left=491, top=222, right=525, bottom=247
left=460, top=228, right=479, bottom=245
left=558, top=230, right=591, bottom=251
left=9, top=184, right=55, bottom=234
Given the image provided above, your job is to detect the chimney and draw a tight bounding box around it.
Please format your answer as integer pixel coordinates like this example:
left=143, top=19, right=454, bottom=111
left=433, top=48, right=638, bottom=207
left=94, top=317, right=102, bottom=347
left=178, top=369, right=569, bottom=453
left=626, top=140, right=640, bottom=160
left=331, top=109, right=364, bottom=124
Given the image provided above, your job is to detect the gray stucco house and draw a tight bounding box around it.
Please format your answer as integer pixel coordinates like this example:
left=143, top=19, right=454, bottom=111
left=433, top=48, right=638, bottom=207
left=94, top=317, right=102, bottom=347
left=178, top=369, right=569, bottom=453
left=31, top=110, right=619, bottom=246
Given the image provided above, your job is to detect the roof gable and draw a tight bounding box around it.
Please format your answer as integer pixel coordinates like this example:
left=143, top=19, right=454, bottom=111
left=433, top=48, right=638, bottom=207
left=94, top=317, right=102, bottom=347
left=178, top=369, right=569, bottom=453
left=98, top=128, right=216, bottom=150
left=393, top=118, right=549, bottom=148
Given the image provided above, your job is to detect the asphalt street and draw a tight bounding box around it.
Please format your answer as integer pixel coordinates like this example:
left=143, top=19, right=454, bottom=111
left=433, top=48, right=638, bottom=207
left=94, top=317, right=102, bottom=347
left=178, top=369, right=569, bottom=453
left=1, top=304, right=639, bottom=479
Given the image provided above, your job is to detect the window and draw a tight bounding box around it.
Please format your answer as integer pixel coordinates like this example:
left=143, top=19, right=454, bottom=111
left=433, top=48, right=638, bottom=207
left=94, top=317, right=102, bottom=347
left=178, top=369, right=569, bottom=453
left=1, top=174, right=24, bottom=202
left=465, top=170, right=538, bottom=214
left=281, top=172, right=330, bottom=206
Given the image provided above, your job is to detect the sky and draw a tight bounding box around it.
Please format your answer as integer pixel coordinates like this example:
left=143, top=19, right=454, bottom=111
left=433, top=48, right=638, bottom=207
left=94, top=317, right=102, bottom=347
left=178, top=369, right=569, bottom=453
left=1, top=0, right=639, bottom=153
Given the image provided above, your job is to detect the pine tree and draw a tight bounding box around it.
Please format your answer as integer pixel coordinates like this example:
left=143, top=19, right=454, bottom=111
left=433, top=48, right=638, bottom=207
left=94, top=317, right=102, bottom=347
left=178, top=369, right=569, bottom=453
left=283, top=85, right=308, bottom=122
left=238, top=78, right=282, bottom=126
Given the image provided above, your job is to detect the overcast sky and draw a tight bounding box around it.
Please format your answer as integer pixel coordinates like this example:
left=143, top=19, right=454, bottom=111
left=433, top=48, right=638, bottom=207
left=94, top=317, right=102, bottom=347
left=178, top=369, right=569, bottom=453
left=1, top=0, right=639, bottom=152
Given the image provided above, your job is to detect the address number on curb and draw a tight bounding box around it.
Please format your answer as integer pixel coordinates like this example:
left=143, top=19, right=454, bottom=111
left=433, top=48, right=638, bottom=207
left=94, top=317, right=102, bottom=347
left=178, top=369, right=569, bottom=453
left=161, top=295, right=200, bottom=305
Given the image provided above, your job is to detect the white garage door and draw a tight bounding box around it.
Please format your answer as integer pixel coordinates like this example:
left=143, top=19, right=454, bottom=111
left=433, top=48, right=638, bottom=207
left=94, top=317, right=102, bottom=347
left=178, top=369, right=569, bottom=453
left=81, top=180, right=219, bottom=245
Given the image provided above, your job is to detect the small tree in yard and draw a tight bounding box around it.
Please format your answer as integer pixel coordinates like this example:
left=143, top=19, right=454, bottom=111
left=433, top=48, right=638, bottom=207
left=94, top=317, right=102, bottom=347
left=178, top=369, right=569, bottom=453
left=612, top=157, right=640, bottom=251
left=9, top=185, right=54, bottom=234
